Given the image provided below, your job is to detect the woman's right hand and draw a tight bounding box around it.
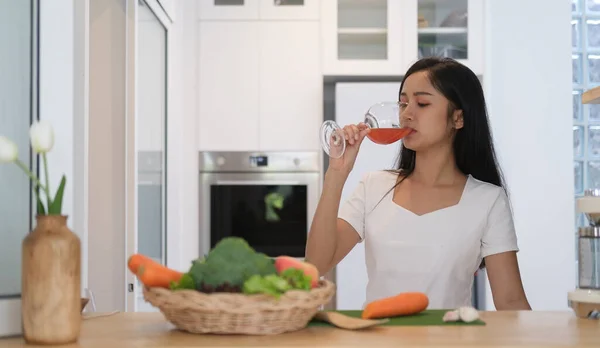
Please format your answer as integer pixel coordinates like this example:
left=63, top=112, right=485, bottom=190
left=328, top=122, right=370, bottom=175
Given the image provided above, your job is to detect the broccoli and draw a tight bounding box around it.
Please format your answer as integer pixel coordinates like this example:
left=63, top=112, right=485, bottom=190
left=188, top=237, right=277, bottom=292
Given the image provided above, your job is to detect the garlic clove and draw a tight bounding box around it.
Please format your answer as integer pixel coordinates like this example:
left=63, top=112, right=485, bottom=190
left=442, top=309, right=460, bottom=322
left=458, top=306, right=479, bottom=322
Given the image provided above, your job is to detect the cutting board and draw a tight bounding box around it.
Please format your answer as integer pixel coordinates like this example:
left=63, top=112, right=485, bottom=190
left=308, top=310, right=486, bottom=327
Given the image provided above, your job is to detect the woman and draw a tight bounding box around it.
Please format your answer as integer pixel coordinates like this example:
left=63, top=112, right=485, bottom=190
left=306, top=57, right=531, bottom=310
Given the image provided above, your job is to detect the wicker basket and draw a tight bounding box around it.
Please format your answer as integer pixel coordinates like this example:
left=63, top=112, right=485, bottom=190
left=143, top=279, right=336, bottom=335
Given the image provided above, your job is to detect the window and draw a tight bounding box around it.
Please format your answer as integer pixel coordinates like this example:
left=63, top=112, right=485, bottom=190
left=573, top=0, right=600, bottom=224
left=572, top=1, right=600, bottom=286
left=0, top=0, right=38, bottom=337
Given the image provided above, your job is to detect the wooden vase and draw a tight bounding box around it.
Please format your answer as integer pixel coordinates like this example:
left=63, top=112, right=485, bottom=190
left=21, top=215, right=81, bottom=345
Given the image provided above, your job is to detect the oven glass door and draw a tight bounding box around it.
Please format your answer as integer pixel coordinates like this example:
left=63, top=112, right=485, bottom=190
left=200, top=172, right=319, bottom=258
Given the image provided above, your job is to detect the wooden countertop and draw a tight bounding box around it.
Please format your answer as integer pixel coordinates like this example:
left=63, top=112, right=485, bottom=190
left=2, top=310, right=599, bottom=347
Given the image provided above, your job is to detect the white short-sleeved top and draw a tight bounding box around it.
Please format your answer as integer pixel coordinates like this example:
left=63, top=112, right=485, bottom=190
left=338, top=170, right=519, bottom=309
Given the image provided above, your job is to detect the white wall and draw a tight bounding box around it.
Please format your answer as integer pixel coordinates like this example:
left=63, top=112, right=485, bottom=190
left=38, top=0, right=89, bottom=295
left=39, top=0, right=75, bottom=228
left=87, top=0, right=128, bottom=311
left=169, top=0, right=200, bottom=272
left=73, top=0, right=90, bottom=297
left=483, top=0, right=574, bottom=310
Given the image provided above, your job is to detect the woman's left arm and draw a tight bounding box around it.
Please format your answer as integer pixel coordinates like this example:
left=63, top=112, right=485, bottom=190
left=481, top=189, right=531, bottom=310
left=485, top=251, right=531, bottom=310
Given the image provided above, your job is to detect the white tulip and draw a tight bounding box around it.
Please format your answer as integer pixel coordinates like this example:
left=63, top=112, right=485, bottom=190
left=0, top=136, right=18, bottom=163
left=29, top=120, right=54, bottom=153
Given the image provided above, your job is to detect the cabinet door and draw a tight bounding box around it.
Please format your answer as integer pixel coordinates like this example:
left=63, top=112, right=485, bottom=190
left=198, top=0, right=259, bottom=20
left=258, top=0, right=319, bottom=20
left=259, top=22, right=321, bottom=151
left=157, top=0, right=176, bottom=21
left=321, top=0, right=406, bottom=76
left=198, top=22, right=260, bottom=151
left=412, top=0, right=484, bottom=74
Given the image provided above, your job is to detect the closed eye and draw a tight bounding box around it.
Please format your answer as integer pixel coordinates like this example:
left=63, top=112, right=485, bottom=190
left=399, top=102, right=430, bottom=108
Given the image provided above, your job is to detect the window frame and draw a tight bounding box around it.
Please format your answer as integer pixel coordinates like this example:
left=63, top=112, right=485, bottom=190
left=0, top=0, right=39, bottom=338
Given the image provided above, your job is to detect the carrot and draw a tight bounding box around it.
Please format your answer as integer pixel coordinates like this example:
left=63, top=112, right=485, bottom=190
left=136, top=263, right=184, bottom=288
left=361, top=292, right=429, bottom=319
left=128, top=253, right=158, bottom=275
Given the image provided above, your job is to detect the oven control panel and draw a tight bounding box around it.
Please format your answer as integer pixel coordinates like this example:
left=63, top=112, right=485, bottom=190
left=199, top=151, right=320, bottom=173
left=249, top=155, right=268, bottom=167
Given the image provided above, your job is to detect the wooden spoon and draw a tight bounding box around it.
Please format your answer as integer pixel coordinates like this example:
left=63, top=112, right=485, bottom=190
left=313, top=311, right=389, bottom=330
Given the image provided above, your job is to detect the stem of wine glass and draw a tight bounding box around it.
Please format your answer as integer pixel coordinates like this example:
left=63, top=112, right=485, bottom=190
left=332, top=131, right=342, bottom=146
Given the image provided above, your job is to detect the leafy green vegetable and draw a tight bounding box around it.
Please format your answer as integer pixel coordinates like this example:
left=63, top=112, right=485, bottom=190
left=243, top=274, right=291, bottom=297
left=169, top=273, right=195, bottom=290
left=280, top=268, right=312, bottom=290
left=242, top=267, right=313, bottom=298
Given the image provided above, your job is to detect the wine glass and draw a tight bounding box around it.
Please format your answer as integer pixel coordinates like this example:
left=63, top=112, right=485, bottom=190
left=320, top=101, right=412, bottom=159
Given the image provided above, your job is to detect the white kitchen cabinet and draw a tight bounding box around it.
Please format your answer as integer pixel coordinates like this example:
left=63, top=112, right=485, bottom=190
left=258, top=0, right=319, bottom=20
left=258, top=21, right=321, bottom=151
left=198, top=0, right=318, bottom=21
left=198, top=21, right=321, bottom=152
left=198, top=22, right=260, bottom=151
left=321, top=0, right=407, bottom=76
left=321, top=0, right=485, bottom=76
left=412, top=0, right=484, bottom=75
left=198, top=0, right=259, bottom=20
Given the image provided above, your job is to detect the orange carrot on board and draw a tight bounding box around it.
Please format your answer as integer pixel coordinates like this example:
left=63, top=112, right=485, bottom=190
left=361, top=292, right=429, bottom=319
left=136, top=263, right=184, bottom=288
left=127, top=253, right=158, bottom=275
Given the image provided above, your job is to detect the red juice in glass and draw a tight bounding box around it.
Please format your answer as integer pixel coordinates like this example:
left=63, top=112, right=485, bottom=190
left=367, top=128, right=413, bottom=145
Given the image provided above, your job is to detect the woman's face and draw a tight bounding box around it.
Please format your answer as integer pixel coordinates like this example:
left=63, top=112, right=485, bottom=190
left=398, top=71, right=463, bottom=152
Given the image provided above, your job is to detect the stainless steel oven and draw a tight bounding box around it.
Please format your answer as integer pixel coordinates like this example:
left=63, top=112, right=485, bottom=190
left=198, top=151, right=320, bottom=259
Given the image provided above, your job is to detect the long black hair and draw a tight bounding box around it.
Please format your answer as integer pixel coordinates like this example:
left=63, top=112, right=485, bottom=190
left=390, top=57, right=507, bottom=194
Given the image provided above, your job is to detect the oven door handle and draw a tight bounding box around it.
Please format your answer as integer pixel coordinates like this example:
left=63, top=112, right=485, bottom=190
left=215, top=180, right=303, bottom=185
